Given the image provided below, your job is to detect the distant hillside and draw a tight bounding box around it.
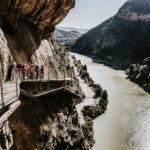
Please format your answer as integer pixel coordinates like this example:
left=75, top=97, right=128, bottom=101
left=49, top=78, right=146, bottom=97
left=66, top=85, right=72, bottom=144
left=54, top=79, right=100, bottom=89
left=53, top=29, right=81, bottom=45
left=72, top=0, right=150, bottom=67
left=57, top=27, right=88, bottom=34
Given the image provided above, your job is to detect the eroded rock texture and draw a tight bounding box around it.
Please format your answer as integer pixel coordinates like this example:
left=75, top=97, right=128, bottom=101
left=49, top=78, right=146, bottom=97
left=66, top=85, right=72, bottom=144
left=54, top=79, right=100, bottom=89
left=0, top=0, right=75, bottom=65
left=9, top=92, right=85, bottom=150
left=0, top=121, right=13, bottom=150
left=126, top=57, right=150, bottom=93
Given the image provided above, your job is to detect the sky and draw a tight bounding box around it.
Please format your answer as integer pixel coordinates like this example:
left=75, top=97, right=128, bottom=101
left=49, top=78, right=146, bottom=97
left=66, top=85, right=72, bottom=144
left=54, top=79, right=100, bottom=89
left=59, top=0, right=126, bottom=29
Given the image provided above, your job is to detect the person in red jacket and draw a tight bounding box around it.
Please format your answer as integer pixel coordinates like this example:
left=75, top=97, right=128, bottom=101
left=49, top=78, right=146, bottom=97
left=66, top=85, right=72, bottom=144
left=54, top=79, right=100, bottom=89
left=40, top=65, right=44, bottom=79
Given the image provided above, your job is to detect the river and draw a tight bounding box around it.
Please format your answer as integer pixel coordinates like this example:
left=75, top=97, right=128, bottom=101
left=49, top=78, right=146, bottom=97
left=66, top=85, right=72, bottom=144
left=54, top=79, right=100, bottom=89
left=72, top=53, right=150, bottom=150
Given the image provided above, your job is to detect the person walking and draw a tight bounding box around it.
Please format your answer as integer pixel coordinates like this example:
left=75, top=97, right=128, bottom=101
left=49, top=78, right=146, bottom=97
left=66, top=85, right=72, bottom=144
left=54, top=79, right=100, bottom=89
left=6, top=64, right=14, bottom=81
left=30, top=64, right=35, bottom=79
left=35, top=65, right=40, bottom=79
left=22, top=64, right=26, bottom=80
left=40, top=65, right=44, bottom=79
left=26, top=65, right=30, bottom=79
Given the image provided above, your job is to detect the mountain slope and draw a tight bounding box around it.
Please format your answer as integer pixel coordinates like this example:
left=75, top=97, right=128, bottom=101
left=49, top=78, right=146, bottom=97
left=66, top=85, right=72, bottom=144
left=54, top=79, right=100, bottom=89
left=73, top=0, right=150, bottom=67
left=57, top=27, right=88, bottom=34
left=53, top=29, right=81, bottom=44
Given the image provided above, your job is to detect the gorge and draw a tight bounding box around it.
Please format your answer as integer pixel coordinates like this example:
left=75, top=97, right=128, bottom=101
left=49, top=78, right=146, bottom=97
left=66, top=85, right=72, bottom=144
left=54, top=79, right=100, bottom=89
left=0, top=0, right=150, bottom=150
left=72, top=0, right=150, bottom=67
left=0, top=0, right=87, bottom=150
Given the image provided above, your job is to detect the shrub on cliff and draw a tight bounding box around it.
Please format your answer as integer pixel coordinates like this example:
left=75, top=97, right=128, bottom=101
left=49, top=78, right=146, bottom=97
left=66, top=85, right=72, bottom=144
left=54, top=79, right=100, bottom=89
left=71, top=55, right=76, bottom=60
left=81, top=117, right=95, bottom=148
left=126, top=57, right=150, bottom=93
left=101, top=90, right=108, bottom=101
left=80, top=70, right=89, bottom=80
left=82, top=105, right=101, bottom=119
left=93, top=84, right=102, bottom=98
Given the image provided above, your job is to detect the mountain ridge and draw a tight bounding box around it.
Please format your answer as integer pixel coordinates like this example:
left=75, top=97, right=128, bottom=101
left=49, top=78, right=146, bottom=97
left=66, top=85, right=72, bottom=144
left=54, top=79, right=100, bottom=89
left=72, top=0, right=150, bottom=67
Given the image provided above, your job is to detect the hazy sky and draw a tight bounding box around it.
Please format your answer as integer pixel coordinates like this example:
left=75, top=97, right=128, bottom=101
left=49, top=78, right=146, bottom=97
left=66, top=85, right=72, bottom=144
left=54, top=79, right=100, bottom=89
left=59, top=0, right=126, bottom=29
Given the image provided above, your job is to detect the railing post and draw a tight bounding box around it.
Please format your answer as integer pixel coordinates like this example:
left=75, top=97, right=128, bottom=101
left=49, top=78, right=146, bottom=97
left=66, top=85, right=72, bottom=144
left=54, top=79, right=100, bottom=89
left=56, top=69, right=58, bottom=81
left=64, top=70, right=65, bottom=81
left=16, top=69, right=19, bottom=97
left=63, top=70, right=66, bottom=87
left=0, top=70, right=4, bottom=108
left=48, top=68, right=50, bottom=81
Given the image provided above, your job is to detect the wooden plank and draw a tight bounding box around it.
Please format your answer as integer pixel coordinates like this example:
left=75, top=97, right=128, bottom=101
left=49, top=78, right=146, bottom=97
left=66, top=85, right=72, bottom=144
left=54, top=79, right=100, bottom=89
left=0, top=82, right=19, bottom=108
left=0, top=101, right=20, bottom=125
left=20, top=87, right=81, bottom=99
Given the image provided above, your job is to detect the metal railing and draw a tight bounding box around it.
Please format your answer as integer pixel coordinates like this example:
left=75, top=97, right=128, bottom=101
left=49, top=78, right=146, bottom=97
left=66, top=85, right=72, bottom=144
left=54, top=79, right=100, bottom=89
left=0, top=66, right=19, bottom=108
left=0, top=69, right=4, bottom=107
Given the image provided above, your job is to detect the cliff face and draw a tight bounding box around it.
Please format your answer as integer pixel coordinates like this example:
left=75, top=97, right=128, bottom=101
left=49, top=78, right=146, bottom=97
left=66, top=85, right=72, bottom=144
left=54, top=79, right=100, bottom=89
left=0, top=0, right=75, bottom=36
left=0, top=1, right=87, bottom=150
left=9, top=92, right=85, bottom=150
left=72, top=0, right=150, bottom=67
left=126, top=57, right=150, bottom=93
left=0, top=0, right=75, bottom=79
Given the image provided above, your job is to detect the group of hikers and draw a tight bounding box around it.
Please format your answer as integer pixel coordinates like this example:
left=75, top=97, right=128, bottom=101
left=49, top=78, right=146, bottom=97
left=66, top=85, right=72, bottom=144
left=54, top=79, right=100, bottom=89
left=6, top=63, right=45, bottom=81
left=17, top=64, right=45, bottom=80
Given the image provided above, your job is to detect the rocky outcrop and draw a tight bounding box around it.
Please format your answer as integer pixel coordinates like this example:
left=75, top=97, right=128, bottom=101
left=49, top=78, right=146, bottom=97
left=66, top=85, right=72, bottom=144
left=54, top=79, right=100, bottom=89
left=0, top=1, right=90, bottom=150
left=72, top=0, right=150, bottom=67
left=53, top=29, right=81, bottom=45
left=126, top=57, right=150, bottom=93
left=0, top=0, right=75, bottom=78
left=82, top=90, right=108, bottom=119
left=0, top=121, right=13, bottom=150
left=0, top=0, right=75, bottom=36
left=9, top=91, right=85, bottom=150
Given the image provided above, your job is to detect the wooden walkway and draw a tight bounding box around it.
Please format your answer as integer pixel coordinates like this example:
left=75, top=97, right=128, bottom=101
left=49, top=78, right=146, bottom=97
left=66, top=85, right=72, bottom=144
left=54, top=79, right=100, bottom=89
left=20, top=87, right=80, bottom=99
left=0, top=70, right=75, bottom=125
left=0, top=82, right=19, bottom=108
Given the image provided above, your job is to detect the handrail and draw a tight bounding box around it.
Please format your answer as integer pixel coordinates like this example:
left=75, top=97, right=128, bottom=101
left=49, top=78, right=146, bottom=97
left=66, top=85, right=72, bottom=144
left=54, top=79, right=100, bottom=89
left=0, top=69, right=4, bottom=107
left=20, top=87, right=81, bottom=99
left=0, top=65, right=20, bottom=109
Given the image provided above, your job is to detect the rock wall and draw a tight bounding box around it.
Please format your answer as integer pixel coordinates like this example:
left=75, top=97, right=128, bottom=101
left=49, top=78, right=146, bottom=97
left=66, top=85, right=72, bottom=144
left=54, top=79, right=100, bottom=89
left=0, top=1, right=89, bottom=150
left=0, top=121, right=13, bottom=150
left=126, top=57, right=150, bottom=93
left=0, top=0, right=75, bottom=79
left=8, top=93, right=85, bottom=150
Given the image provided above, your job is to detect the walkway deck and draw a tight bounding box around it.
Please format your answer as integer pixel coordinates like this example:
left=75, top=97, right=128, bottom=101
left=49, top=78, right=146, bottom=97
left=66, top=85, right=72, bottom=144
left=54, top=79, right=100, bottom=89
left=0, top=73, right=75, bottom=125
left=0, top=82, right=19, bottom=108
left=20, top=87, right=80, bottom=99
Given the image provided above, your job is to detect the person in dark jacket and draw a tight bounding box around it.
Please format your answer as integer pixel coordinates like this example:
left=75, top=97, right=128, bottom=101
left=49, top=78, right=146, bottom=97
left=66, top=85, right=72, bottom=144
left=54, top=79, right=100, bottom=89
left=30, top=64, right=35, bottom=79
left=6, top=64, right=14, bottom=81
left=35, top=65, right=40, bottom=79
left=22, top=64, right=26, bottom=80
left=40, top=65, right=44, bottom=79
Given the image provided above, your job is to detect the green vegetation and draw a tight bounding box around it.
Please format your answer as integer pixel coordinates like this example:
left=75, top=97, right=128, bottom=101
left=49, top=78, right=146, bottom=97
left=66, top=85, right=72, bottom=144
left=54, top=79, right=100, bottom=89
left=81, top=117, right=95, bottom=149
left=53, top=42, right=84, bottom=98
left=126, top=57, right=150, bottom=93
left=73, top=55, right=108, bottom=119
left=73, top=56, right=103, bottom=98
left=82, top=90, right=108, bottom=119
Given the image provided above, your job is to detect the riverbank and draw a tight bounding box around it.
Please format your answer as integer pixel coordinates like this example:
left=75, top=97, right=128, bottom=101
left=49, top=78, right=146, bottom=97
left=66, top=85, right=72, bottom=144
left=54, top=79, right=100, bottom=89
left=70, top=53, right=108, bottom=149
left=72, top=53, right=150, bottom=150
left=126, top=57, right=150, bottom=94
left=71, top=52, right=129, bottom=70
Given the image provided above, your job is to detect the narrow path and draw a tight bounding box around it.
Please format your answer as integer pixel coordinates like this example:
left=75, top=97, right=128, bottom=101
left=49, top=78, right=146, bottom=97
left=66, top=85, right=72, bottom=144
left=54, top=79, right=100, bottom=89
left=69, top=54, right=96, bottom=124
left=0, top=82, right=19, bottom=108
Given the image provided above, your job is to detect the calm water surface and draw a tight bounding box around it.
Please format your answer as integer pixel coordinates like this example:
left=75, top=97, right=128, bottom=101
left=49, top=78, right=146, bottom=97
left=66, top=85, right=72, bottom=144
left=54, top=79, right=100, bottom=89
left=72, top=53, right=150, bottom=150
